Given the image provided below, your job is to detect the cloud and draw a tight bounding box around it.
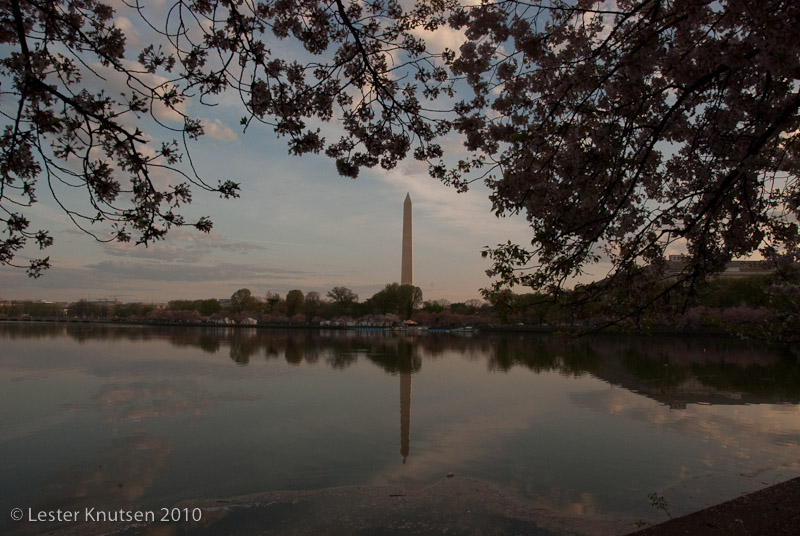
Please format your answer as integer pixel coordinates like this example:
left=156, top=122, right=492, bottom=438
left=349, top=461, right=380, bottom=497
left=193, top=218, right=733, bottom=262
left=570, top=388, right=800, bottom=459
left=41, top=435, right=174, bottom=509
left=84, top=260, right=310, bottom=283
left=101, top=229, right=268, bottom=262
left=103, top=242, right=205, bottom=263
left=201, top=118, right=238, bottom=141
left=92, top=379, right=259, bottom=421
left=375, top=160, right=531, bottom=243
left=114, top=16, right=140, bottom=48
left=410, top=25, right=467, bottom=56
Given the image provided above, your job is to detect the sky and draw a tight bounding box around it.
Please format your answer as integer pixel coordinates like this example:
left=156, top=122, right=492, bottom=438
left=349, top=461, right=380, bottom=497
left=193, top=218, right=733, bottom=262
left=0, top=3, right=546, bottom=305
left=0, top=128, right=535, bottom=304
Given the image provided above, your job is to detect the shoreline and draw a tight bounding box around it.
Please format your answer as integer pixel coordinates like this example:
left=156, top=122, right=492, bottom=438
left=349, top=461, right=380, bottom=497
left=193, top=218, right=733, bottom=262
left=631, top=475, right=800, bottom=535
left=0, top=316, right=741, bottom=338
left=21, top=476, right=800, bottom=536
left=33, top=478, right=645, bottom=536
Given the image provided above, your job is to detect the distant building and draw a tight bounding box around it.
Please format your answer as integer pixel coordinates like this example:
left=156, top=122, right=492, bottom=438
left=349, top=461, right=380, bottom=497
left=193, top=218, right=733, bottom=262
left=665, top=254, right=774, bottom=279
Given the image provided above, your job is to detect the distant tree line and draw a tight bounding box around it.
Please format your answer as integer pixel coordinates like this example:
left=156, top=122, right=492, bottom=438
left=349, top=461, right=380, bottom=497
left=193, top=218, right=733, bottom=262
left=198, top=284, right=429, bottom=323
left=0, top=300, right=156, bottom=319
left=483, top=273, right=799, bottom=342
left=2, top=275, right=797, bottom=341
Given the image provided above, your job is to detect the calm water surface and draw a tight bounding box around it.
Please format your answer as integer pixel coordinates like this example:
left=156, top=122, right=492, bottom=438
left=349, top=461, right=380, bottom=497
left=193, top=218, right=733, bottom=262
left=1, top=323, right=799, bottom=533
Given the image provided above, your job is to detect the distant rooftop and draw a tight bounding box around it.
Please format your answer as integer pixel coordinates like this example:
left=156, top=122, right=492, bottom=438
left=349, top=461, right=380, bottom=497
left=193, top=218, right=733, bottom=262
left=665, top=254, right=773, bottom=278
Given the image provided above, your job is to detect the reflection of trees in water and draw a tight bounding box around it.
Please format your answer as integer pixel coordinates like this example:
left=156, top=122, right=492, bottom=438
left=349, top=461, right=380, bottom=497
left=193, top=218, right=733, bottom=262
left=620, top=348, right=690, bottom=389
left=486, top=335, right=602, bottom=375
left=482, top=333, right=800, bottom=403
left=284, top=337, right=303, bottom=365
left=229, top=339, right=254, bottom=365
left=690, top=360, right=800, bottom=399
left=366, top=339, right=422, bottom=374
left=5, top=324, right=798, bottom=401
left=327, top=351, right=358, bottom=370
left=601, top=335, right=798, bottom=367
left=220, top=331, right=429, bottom=372
left=0, top=322, right=158, bottom=343
left=197, top=335, right=220, bottom=354
left=583, top=336, right=800, bottom=399
left=0, top=322, right=68, bottom=340
left=228, top=329, right=265, bottom=365
left=592, top=337, right=800, bottom=403
left=224, top=330, right=384, bottom=368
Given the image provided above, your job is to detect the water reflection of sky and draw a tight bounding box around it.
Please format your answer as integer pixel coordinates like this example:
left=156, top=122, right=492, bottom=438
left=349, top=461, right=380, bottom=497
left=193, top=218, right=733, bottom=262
left=1, top=324, right=799, bottom=534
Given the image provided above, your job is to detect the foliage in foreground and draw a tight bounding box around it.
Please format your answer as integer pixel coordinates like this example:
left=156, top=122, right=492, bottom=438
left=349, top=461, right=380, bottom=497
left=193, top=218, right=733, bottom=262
left=2, top=0, right=798, bottom=320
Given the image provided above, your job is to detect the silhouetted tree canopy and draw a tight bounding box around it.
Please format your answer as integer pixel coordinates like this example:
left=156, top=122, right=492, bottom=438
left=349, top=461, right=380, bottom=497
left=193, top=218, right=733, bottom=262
left=230, top=287, right=256, bottom=312
left=285, top=289, right=304, bottom=317
left=2, top=0, right=798, bottom=315
left=327, top=286, right=358, bottom=305
left=367, top=282, right=423, bottom=318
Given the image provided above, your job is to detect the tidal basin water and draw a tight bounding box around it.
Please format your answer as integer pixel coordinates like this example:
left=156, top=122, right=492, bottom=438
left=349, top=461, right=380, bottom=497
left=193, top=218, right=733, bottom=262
left=1, top=323, right=799, bottom=533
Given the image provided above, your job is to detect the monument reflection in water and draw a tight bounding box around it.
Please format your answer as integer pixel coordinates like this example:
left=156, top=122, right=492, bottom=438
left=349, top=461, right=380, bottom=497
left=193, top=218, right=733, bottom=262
left=1, top=323, right=799, bottom=534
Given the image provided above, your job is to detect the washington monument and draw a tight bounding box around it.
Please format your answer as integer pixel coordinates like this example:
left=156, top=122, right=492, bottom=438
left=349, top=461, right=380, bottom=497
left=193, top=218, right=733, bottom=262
left=401, top=193, right=413, bottom=286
